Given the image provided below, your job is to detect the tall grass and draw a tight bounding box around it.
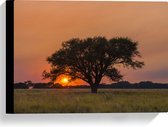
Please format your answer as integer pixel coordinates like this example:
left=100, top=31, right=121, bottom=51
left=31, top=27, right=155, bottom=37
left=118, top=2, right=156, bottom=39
left=14, top=89, right=168, bottom=113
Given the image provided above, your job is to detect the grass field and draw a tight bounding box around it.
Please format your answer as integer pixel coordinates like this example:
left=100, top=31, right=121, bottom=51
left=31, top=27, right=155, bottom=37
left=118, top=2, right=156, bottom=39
left=14, top=89, right=168, bottom=113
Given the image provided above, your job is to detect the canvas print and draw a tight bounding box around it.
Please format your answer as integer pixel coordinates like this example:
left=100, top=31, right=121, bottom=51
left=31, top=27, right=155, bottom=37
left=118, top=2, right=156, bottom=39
left=13, top=1, right=168, bottom=113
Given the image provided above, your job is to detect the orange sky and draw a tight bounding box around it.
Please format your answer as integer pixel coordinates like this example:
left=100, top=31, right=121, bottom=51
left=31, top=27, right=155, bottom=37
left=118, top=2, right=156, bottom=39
left=14, top=1, right=168, bottom=84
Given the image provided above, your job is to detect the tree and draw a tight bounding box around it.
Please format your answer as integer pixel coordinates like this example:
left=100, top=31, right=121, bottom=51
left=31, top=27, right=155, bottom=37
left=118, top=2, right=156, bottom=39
left=42, top=36, right=144, bottom=93
left=24, top=80, right=34, bottom=89
left=24, top=80, right=33, bottom=86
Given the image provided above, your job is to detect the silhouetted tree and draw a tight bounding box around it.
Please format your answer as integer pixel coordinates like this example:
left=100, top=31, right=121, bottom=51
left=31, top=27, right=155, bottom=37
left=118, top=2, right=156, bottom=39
left=24, top=80, right=32, bottom=86
left=24, top=80, right=34, bottom=89
left=42, top=36, right=144, bottom=93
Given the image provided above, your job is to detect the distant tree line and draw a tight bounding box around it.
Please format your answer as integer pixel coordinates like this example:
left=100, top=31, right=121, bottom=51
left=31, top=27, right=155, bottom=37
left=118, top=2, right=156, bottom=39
left=14, top=81, right=168, bottom=89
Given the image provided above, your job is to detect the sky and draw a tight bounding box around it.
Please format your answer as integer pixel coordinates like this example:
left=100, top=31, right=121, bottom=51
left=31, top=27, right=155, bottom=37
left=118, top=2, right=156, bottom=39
left=14, top=1, right=168, bottom=84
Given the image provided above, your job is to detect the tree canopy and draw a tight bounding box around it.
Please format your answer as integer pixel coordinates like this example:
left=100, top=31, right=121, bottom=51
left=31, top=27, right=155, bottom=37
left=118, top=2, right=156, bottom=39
left=42, top=36, right=144, bottom=93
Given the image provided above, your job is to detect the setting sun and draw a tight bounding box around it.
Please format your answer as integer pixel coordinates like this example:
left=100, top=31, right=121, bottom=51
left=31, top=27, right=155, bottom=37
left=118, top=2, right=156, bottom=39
left=53, top=74, right=85, bottom=86
left=61, top=77, right=69, bottom=84
left=53, top=75, right=74, bottom=86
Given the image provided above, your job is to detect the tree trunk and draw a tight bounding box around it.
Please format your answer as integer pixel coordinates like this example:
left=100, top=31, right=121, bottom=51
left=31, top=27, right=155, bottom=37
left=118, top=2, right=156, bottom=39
left=90, top=85, right=98, bottom=93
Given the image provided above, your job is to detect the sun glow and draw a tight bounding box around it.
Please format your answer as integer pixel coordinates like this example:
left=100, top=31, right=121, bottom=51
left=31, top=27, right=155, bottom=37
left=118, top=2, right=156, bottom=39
left=53, top=75, right=85, bottom=86
left=53, top=75, right=70, bottom=86
left=61, top=77, right=69, bottom=84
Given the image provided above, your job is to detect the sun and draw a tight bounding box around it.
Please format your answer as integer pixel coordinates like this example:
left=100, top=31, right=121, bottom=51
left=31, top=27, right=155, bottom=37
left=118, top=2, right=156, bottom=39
left=61, top=77, right=69, bottom=84
left=54, top=75, right=84, bottom=86
left=54, top=75, right=71, bottom=86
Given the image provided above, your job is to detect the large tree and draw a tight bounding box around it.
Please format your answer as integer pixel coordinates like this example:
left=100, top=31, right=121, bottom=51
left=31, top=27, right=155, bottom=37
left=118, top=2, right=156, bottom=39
left=42, top=36, right=144, bottom=93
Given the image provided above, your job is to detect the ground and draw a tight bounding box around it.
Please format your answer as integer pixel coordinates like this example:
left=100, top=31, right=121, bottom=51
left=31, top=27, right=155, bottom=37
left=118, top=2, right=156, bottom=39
left=14, top=89, right=168, bottom=113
